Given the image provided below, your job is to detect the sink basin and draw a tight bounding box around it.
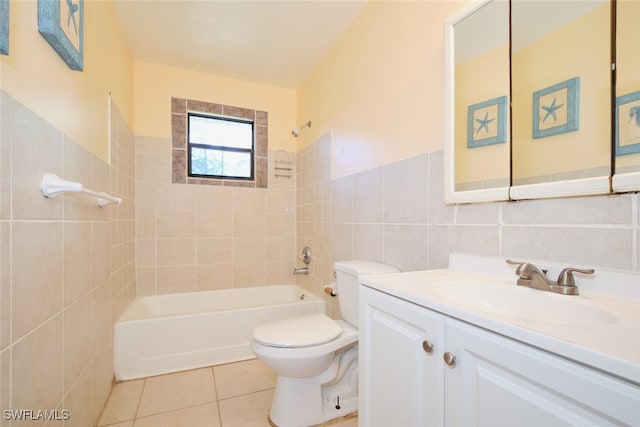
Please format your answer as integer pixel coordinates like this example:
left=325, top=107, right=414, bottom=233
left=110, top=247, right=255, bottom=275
left=428, top=281, right=618, bottom=327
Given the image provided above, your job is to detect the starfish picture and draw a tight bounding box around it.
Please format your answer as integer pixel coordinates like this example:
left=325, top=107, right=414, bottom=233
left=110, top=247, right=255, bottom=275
left=475, top=111, right=495, bottom=134
left=541, top=97, right=564, bottom=123
left=66, top=0, right=79, bottom=36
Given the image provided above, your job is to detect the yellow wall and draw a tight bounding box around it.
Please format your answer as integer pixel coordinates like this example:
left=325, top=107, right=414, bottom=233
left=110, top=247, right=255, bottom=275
left=512, top=4, right=611, bottom=180
left=297, top=1, right=464, bottom=179
left=133, top=61, right=297, bottom=152
left=454, top=44, right=510, bottom=186
left=616, top=0, right=640, bottom=169
left=0, top=0, right=134, bottom=161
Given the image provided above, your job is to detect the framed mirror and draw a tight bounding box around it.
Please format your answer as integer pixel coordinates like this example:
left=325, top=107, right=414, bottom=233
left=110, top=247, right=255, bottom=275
left=612, top=0, right=640, bottom=192
left=444, top=0, right=636, bottom=204
left=444, top=0, right=510, bottom=203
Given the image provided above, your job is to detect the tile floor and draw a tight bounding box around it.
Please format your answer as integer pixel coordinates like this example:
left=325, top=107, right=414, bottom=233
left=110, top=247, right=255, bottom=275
left=97, top=358, right=358, bottom=427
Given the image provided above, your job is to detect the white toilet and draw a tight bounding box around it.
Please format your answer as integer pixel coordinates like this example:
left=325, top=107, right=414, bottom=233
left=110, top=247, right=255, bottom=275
left=251, top=260, right=399, bottom=427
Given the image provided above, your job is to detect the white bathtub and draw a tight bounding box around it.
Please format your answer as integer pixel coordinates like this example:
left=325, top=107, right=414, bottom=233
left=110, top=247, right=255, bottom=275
left=114, top=285, right=325, bottom=381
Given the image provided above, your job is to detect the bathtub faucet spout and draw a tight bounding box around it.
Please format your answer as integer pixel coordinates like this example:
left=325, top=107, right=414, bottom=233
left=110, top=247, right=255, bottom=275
left=293, top=267, right=309, bottom=275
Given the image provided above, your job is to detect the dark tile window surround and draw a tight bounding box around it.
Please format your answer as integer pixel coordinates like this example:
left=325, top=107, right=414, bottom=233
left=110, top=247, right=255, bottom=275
left=171, top=97, right=268, bottom=188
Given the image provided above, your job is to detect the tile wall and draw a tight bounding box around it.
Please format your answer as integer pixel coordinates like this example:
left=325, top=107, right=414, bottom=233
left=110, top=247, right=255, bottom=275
left=298, top=137, right=639, bottom=318
left=294, top=133, right=335, bottom=315
left=0, top=91, right=136, bottom=426
left=135, top=136, right=296, bottom=294
left=332, top=150, right=640, bottom=275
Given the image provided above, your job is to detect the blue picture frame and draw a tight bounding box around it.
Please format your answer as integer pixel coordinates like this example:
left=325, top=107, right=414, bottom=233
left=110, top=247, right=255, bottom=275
left=38, top=0, right=84, bottom=71
left=0, top=0, right=8, bottom=55
left=615, top=90, right=640, bottom=156
left=532, top=77, right=580, bottom=139
left=467, top=96, right=508, bottom=148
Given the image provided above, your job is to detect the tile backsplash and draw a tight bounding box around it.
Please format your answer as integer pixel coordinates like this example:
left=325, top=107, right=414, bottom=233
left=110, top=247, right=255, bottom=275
left=330, top=149, right=639, bottom=274
left=0, top=91, right=135, bottom=426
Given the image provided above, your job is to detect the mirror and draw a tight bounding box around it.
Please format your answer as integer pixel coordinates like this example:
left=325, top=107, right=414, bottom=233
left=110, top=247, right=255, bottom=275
left=510, top=0, right=611, bottom=199
left=445, top=0, right=630, bottom=203
left=444, top=0, right=510, bottom=203
left=612, top=0, right=640, bottom=192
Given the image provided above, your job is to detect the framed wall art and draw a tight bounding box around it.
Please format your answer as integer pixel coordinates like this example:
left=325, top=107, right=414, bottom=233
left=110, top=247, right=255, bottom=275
left=467, top=96, right=508, bottom=148
left=38, top=0, right=84, bottom=71
left=615, top=90, right=640, bottom=156
left=532, top=77, right=580, bottom=139
left=0, top=0, right=8, bottom=55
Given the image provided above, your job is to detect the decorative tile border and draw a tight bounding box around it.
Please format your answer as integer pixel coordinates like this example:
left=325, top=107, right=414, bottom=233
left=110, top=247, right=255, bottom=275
left=171, top=97, right=268, bottom=188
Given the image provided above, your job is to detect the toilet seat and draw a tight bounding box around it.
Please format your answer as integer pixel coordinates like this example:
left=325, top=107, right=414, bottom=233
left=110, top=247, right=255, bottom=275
left=253, top=313, right=343, bottom=348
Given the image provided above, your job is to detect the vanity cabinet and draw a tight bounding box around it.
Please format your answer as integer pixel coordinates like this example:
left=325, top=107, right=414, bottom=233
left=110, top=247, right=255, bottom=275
left=359, top=285, right=640, bottom=427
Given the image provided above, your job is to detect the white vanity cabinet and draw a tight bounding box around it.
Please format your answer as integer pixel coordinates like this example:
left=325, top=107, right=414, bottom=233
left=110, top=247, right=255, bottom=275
left=359, top=285, right=445, bottom=427
left=360, top=285, right=640, bottom=427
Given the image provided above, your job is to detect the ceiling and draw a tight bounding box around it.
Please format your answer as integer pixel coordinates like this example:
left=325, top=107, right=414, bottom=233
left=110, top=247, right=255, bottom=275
left=114, top=0, right=368, bottom=90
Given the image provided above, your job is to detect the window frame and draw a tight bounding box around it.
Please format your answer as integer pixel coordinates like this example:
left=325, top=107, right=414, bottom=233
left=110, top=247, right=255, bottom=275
left=187, top=112, right=255, bottom=181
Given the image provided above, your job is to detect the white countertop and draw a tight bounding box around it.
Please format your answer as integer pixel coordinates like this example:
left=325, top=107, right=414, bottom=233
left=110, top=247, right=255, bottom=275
left=360, top=254, right=640, bottom=385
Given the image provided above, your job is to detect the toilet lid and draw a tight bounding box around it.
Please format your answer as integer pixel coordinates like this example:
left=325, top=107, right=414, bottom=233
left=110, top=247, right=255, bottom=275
left=253, top=313, right=343, bottom=348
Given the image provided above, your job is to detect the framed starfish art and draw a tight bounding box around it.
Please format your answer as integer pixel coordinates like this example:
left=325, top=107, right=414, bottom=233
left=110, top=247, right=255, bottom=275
left=38, top=0, right=84, bottom=71
left=0, top=0, right=8, bottom=55
left=615, top=90, right=640, bottom=156
left=467, top=96, right=508, bottom=148
left=532, top=77, right=580, bottom=139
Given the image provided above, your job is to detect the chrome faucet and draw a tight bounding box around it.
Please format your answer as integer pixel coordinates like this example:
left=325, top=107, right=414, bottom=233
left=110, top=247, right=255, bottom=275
left=506, top=260, right=594, bottom=296
left=293, top=267, right=309, bottom=275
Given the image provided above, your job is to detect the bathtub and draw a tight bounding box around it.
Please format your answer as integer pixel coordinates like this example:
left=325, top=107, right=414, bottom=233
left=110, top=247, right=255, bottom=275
left=114, top=285, right=325, bottom=381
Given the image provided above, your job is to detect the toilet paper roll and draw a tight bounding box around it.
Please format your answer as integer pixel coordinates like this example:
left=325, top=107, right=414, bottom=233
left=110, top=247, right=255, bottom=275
left=324, top=282, right=337, bottom=297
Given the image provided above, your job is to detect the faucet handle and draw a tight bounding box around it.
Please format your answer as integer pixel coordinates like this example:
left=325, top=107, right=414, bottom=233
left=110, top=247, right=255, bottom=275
left=505, top=259, right=545, bottom=278
left=557, top=267, right=595, bottom=286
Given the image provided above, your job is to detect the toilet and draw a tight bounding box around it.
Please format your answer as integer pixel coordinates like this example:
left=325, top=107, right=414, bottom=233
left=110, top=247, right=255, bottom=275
left=251, top=260, right=399, bottom=427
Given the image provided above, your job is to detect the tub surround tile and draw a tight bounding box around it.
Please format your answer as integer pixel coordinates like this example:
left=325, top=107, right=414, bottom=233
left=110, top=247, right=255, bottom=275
left=156, top=265, right=196, bottom=294
left=196, top=264, right=233, bottom=291
left=233, top=262, right=266, bottom=288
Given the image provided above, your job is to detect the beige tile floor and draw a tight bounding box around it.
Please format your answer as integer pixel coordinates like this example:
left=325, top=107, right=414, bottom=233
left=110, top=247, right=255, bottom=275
left=97, top=358, right=358, bottom=427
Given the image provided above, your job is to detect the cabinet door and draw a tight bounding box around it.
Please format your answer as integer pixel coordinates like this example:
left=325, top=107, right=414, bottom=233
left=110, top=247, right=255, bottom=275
left=359, top=286, right=445, bottom=427
left=445, top=318, right=640, bottom=427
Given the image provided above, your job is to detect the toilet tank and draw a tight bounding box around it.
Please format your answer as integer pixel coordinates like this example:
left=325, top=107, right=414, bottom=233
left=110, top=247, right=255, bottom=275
left=334, top=260, right=399, bottom=327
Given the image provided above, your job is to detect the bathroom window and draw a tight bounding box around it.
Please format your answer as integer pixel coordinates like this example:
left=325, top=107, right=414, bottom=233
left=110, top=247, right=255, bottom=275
left=188, top=113, right=255, bottom=180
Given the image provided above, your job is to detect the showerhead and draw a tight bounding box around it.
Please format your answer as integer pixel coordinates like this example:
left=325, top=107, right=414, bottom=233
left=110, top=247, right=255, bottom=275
left=291, top=120, right=312, bottom=138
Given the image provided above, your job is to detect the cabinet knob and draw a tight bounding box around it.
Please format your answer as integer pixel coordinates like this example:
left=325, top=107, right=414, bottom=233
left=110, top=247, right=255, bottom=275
left=422, top=340, right=434, bottom=354
left=443, top=352, right=456, bottom=367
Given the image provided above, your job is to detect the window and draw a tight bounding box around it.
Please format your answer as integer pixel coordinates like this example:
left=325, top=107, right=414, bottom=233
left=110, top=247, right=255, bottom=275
left=188, top=113, right=254, bottom=180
